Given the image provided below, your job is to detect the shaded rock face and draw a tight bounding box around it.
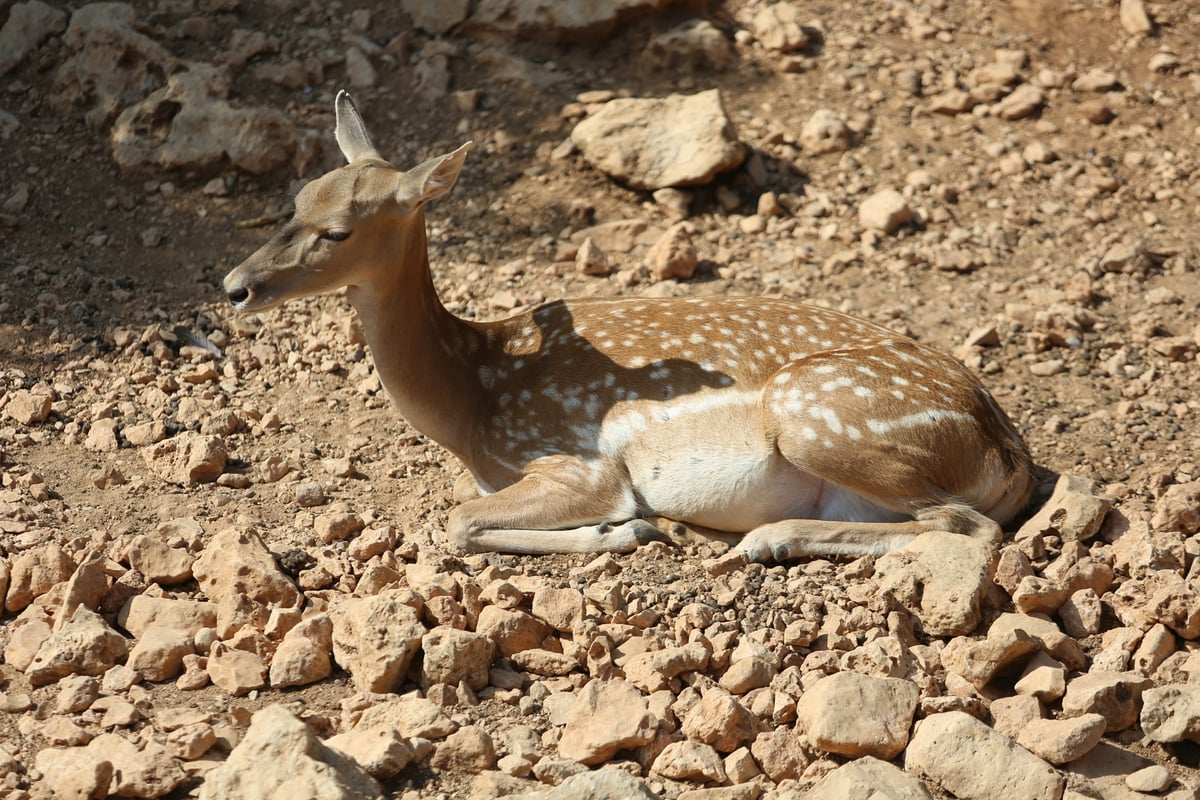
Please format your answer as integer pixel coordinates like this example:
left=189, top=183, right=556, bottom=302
left=112, top=64, right=298, bottom=176
left=463, top=0, right=688, bottom=43
left=54, top=2, right=174, bottom=127
left=0, top=2, right=67, bottom=78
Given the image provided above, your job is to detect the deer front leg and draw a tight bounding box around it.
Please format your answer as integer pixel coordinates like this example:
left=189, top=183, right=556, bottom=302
left=737, top=503, right=1002, bottom=562
left=445, top=456, right=662, bottom=554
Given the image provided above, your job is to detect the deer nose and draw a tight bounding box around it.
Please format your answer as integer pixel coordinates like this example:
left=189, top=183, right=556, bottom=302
left=227, top=287, right=250, bottom=305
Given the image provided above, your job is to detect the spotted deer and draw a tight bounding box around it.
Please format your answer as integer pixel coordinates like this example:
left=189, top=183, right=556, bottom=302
left=223, top=92, right=1034, bottom=561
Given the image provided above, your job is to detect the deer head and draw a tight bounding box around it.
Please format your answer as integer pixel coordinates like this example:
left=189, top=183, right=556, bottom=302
left=223, top=90, right=471, bottom=312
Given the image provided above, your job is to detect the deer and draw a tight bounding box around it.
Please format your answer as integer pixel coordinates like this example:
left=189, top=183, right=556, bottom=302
left=223, top=91, right=1035, bottom=562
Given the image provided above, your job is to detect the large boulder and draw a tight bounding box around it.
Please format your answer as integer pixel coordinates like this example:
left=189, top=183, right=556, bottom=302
left=199, top=705, right=380, bottom=800
left=464, top=0, right=686, bottom=43
left=571, top=90, right=745, bottom=190
left=111, top=64, right=298, bottom=175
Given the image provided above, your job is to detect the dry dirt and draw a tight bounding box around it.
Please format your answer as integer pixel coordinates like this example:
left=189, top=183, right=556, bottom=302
left=1, top=0, right=1199, bottom=798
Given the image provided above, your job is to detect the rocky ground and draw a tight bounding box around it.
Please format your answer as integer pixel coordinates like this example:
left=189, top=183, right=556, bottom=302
left=1, top=0, right=1200, bottom=798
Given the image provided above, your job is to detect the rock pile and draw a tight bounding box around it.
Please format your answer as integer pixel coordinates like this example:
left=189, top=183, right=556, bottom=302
left=2, top=421, right=1200, bottom=799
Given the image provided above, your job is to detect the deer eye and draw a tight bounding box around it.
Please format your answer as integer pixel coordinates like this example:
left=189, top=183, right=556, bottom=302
left=320, top=229, right=351, bottom=242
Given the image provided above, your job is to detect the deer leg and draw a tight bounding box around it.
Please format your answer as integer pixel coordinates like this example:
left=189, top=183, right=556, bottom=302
left=445, top=463, right=661, bottom=554
left=737, top=503, right=1001, bottom=562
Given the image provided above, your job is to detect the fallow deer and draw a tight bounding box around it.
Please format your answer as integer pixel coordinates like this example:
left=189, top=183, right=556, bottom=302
left=223, top=92, right=1034, bottom=561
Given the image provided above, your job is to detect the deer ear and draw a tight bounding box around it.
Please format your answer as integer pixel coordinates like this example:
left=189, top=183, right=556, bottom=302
left=396, top=142, right=473, bottom=210
left=334, top=90, right=383, bottom=163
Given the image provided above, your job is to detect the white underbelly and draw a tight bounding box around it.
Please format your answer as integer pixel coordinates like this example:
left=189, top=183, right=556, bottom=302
left=600, top=395, right=824, bottom=531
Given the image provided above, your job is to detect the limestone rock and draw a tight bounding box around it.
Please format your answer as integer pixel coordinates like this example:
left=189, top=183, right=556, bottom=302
left=126, top=625, right=193, bottom=682
left=1142, top=575, right=1200, bottom=638
left=718, top=655, right=775, bottom=694
left=644, top=20, right=736, bottom=72
left=54, top=3, right=174, bottom=128
left=993, top=85, right=1045, bottom=120
left=315, top=511, right=365, bottom=543
left=858, top=189, right=912, bottom=235
left=558, top=679, right=656, bottom=765
left=647, top=223, right=699, bottom=281
left=325, top=727, right=414, bottom=781
left=795, top=671, right=919, bottom=759
left=1061, top=671, right=1150, bottom=732
left=26, top=607, right=129, bottom=686
left=331, top=594, right=424, bottom=693
left=6, top=542, right=74, bottom=613
left=506, top=767, right=659, bottom=799
left=207, top=642, right=267, bottom=695
left=512, top=648, right=578, bottom=677
left=576, top=237, right=611, bottom=276
left=801, top=109, right=851, bottom=155
left=875, top=531, right=994, bottom=636
left=34, top=745, right=113, bottom=800
left=429, top=725, right=497, bottom=772
left=354, top=696, right=457, bottom=740
left=929, top=88, right=975, bottom=115
left=86, top=734, right=187, bottom=799
left=0, top=2, right=67, bottom=77
left=531, top=586, right=586, bottom=632
left=84, top=418, right=119, bottom=451
left=751, top=2, right=811, bottom=52
left=57, top=550, right=111, bottom=625
left=475, top=605, right=549, bottom=657
left=1111, top=517, right=1187, bottom=579
left=142, top=432, right=227, bottom=486
left=805, top=756, right=934, bottom=800
left=269, top=613, right=333, bottom=689
left=1073, top=69, right=1119, bottom=92
left=748, top=726, right=809, bottom=782
left=118, top=596, right=217, bottom=638
left=906, top=711, right=1064, bottom=800
left=126, top=534, right=194, bottom=586
left=4, top=618, right=50, bottom=672
left=421, top=626, right=495, bottom=690
left=571, top=90, right=745, bottom=190
left=1013, top=651, right=1065, bottom=704
left=464, top=0, right=684, bottom=44
left=1120, top=0, right=1154, bottom=34
left=1141, top=684, right=1200, bottom=743
left=681, top=688, right=760, bottom=753
left=1059, top=588, right=1103, bottom=637
left=112, top=64, right=298, bottom=176
left=568, top=218, right=650, bottom=253
left=5, top=389, right=53, bottom=424
left=1152, top=480, right=1200, bottom=534
left=623, top=642, right=710, bottom=692
left=1016, top=714, right=1106, bottom=764
left=401, top=0, right=470, bottom=35
left=1127, top=765, right=1173, bottom=793
left=652, top=740, right=726, bottom=783
left=987, top=613, right=1086, bottom=671
left=941, top=628, right=1040, bottom=690
left=1015, top=474, right=1111, bottom=542
left=192, top=526, right=300, bottom=636
left=199, top=705, right=381, bottom=800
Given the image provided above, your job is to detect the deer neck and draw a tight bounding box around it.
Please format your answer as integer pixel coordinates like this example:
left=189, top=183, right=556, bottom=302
left=344, top=219, right=484, bottom=461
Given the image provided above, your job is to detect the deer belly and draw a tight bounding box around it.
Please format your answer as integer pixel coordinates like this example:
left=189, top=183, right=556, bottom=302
left=611, top=407, right=825, bottom=532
